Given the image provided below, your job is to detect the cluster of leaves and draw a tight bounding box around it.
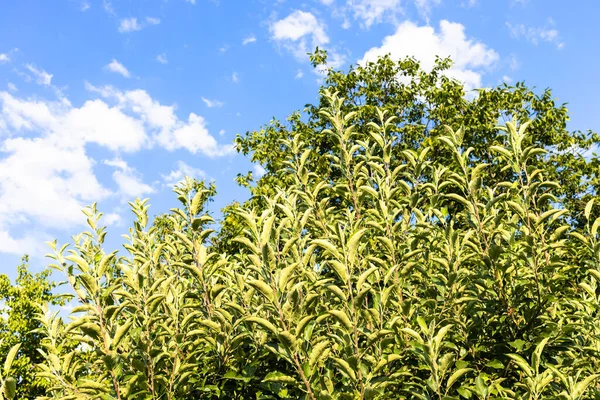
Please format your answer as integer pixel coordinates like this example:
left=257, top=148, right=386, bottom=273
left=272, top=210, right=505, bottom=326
left=35, top=55, right=600, bottom=399
left=0, top=257, right=65, bottom=399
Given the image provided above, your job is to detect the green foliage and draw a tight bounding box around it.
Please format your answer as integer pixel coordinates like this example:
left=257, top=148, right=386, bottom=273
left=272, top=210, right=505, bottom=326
left=36, top=56, right=600, bottom=399
left=0, top=257, right=64, bottom=399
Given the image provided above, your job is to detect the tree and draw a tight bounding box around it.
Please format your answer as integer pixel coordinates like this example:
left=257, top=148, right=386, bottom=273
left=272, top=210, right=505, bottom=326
left=0, top=257, right=64, bottom=399
left=37, top=55, right=600, bottom=399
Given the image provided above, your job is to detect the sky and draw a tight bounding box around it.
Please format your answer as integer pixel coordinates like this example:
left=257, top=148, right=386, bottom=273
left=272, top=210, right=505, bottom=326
left=0, top=0, right=599, bottom=279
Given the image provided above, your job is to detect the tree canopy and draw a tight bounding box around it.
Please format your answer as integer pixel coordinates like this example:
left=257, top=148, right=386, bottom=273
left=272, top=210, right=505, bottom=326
left=6, top=54, right=599, bottom=399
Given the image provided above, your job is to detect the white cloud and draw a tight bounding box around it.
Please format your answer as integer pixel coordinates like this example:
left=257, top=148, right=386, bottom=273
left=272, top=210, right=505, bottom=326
left=162, top=161, right=206, bottom=187
left=320, top=0, right=336, bottom=4
left=0, top=54, right=9, bottom=63
left=502, top=75, right=512, bottom=84
left=118, top=18, right=141, bottom=33
left=253, top=164, right=266, bottom=178
left=201, top=97, right=224, bottom=108
left=156, top=53, right=168, bottom=64
left=7, top=83, right=17, bottom=92
left=81, top=1, right=90, bottom=11
left=218, top=129, right=225, bottom=136
left=0, top=83, right=233, bottom=253
left=242, top=36, right=257, bottom=45
left=105, top=59, right=131, bottom=78
left=104, top=158, right=153, bottom=199
left=413, top=0, right=441, bottom=22
left=231, top=72, right=239, bottom=83
left=347, top=0, right=403, bottom=28
left=103, top=212, right=122, bottom=226
left=506, top=20, right=564, bottom=49
left=88, top=83, right=233, bottom=157
left=185, top=0, right=196, bottom=3
left=219, top=45, right=230, bottom=53
left=146, top=16, right=161, bottom=25
left=359, top=20, right=499, bottom=91
left=24, top=64, right=53, bottom=86
left=295, top=69, right=304, bottom=79
left=270, top=10, right=329, bottom=61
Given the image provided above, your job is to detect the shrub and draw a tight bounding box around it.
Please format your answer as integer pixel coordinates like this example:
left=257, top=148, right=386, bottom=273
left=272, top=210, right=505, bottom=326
left=37, top=56, right=600, bottom=399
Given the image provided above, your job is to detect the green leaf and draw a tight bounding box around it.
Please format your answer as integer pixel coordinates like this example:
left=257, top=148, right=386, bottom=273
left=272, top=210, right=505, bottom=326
left=263, top=371, right=296, bottom=384
left=333, top=357, right=356, bottom=381
left=507, top=354, right=534, bottom=377
left=327, top=309, right=353, bottom=330
left=309, top=341, right=330, bottom=367
left=3, top=377, right=16, bottom=399
left=245, top=316, right=278, bottom=335
left=447, top=368, right=472, bottom=391
left=3, top=343, right=20, bottom=375
left=585, top=199, right=594, bottom=220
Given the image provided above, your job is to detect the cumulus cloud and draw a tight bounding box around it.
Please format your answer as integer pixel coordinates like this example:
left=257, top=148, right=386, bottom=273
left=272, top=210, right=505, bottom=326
left=162, top=161, right=206, bottom=187
left=359, top=20, right=499, bottom=90
left=104, top=158, right=153, bottom=199
left=0, top=83, right=233, bottom=253
left=506, top=19, right=564, bottom=49
left=105, top=59, right=131, bottom=78
left=0, top=54, right=9, bottom=63
left=270, top=10, right=329, bottom=61
left=88, top=84, right=233, bottom=157
left=253, top=164, right=267, bottom=178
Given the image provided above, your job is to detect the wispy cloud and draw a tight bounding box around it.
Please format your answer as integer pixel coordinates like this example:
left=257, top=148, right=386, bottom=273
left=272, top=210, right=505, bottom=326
left=119, top=18, right=141, bottom=33
left=242, top=35, right=257, bottom=45
left=506, top=18, right=565, bottom=49
left=201, top=97, right=224, bottom=108
left=156, top=53, right=168, bottom=64
left=24, top=64, right=53, bottom=86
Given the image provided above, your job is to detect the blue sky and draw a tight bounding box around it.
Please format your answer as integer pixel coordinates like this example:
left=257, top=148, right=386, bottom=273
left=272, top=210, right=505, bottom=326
left=0, top=0, right=598, bottom=279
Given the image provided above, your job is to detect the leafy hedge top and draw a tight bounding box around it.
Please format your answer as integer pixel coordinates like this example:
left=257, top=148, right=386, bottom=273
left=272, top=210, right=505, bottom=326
left=21, top=56, right=600, bottom=399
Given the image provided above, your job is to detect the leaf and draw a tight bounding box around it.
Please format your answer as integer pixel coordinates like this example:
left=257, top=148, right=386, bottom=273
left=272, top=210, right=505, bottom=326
left=247, top=279, right=274, bottom=301
left=585, top=198, right=594, bottom=220
left=347, top=228, right=368, bottom=263
left=333, top=357, right=356, bottom=381
left=312, top=239, right=342, bottom=260
left=507, top=354, right=533, bottom=377
left=400, top=328, right=424, bottom=344
left=573, top=374, right=599, bottom=398
left=3, top=377, right=17, bottom=399
left=327, top=310, right=353, bottom=330
left=446, top=368, right=472, bottom=391
left=357, top=266, right=378, bottom=289
left=245, top=316, right=278, bottom=335
left=309, top=341, right=330, bottom=367
left=263, top=371, right=296, bottom=384
left=112, top=320, right=133, bottom=349
left=532, top=337, right=549, bottom=374
left=3, top=343, right=20, bottom=375
left=190, top=191, right=203, bottom=215
left=328, top=260, right=349, bottom=283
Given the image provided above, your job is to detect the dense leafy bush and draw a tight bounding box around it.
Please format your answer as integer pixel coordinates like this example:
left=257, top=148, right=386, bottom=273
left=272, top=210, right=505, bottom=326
left=0, top=258, right=64, bottom=400
left=31, top=56, right=600, bottom=399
